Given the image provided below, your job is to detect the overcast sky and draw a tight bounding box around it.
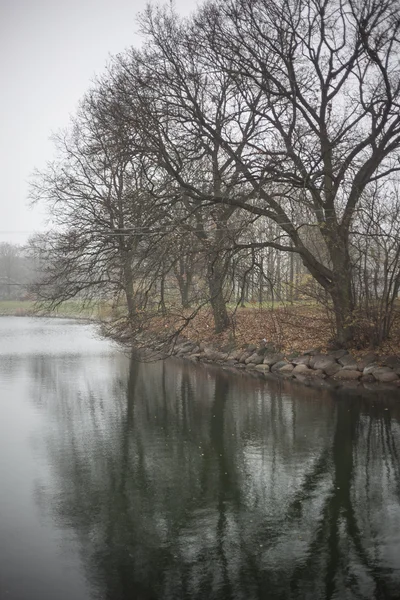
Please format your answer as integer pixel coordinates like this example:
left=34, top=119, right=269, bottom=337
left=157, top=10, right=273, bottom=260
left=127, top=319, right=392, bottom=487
left=0, top=0, right=196, bottom=245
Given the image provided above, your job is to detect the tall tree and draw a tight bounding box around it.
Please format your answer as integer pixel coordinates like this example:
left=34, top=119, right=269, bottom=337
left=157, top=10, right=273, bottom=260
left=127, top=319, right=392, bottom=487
left=129, top=0, right=400, bottom=345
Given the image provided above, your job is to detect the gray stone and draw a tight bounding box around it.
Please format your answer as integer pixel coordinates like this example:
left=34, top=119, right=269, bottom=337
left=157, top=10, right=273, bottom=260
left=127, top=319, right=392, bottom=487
left=245, top=353, right=257, bottom=364
left=226, top=355, right=238, bottom=362
left=271, top=360, right=289, bottom=372
left=363, top=363, right=379, bottom=375
left=239, top=352, right=251, bottom=363
left=303, top=347, right=322, bottom=356
left=245, top=363, right=256, bottom=370
left=255, top=364, right=270, bottom=373
left=245, top=353, right=264, bottom=365
left=338, top=354, right=358, bottom=369
left=252, top=355, right=265, bottom=365
left=312, top=356, right=339, bottom=373
left=382, top=355, right=400, bottom=370
left=279, top=363, right=294, bottom=374
left=309, top=354, right=326, bottom=368
left=263, top=352, right=284, bottom=366
left=228, top=350, right=242, bottom=361
left=224, top=360, right=237, bottom=367
left=247, top=344, right=258, bottom=353
left=308, top=369, right=326, bottom=378
left=357, top=352, right=378, bottom=371
left=293, top=364, right=311, bottom=375
left=292, top=355, right=311, bottom=366
left=333, top=369, right=361, bottom=381
left=323, top=362, right=342, bottom=377
left=371, top=368, right=399, bottom=383
left=181, top=341, right=197, bottom=352
left=204, top=350, right=228, bottom=361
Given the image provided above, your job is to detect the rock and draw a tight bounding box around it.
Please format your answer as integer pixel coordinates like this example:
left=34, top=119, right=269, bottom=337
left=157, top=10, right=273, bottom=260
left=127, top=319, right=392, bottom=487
left=312, top=355, right=338, bottom=373
left=303, top=347, right=322, bottom=356
left=252, top=354, right=265, bottom=365
left=322, top=362, right=342, bottom=377
left=293, top=364, right=311, bottom=375
left=327, top=349, right=348, bottom=360
left=245, top=363, right=256, bottom=370
left=247, top=344, right=258, bottom=353
left=333, top=369, right=361, bottom=381
left=175, top=341, right=197, bottom=355
left=338, top=354, right=358, bottom=370
left=357, top=352, right=378, bottom=371
left=309, top=354, right=325, bottom=368
left=382, top=355, right=400, bottom=370
left=363, top=363, right=379, bottom=375
left=175, top=347, right=194, bottom=357
left=361, top=374, right=376, bottom=384
left=228, top=350, right=242, bottom=361
left=292, top=355, right=311, bottom=366
left=308, top=369, right=326, bottom=378
left=371, top=367, right=399, bottom=383
left=263, top=352, right=284, bottom=366
left=204, top=350, right=228, bottom=361
left=245, top=353, right=264, bottom=365
left=271, top=360, right=290, bottom=372
left=239, top=352, right=251, bottom=363
left=255, top=364, right=270, bottom=373
left=245, top=353, right=257, bottom=364
left=279, top=363, right=294, bottom=374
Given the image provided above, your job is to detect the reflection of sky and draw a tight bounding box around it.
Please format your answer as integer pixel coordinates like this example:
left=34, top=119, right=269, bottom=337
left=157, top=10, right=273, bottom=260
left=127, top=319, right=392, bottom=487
left=0, top=316, right=116, bottom=356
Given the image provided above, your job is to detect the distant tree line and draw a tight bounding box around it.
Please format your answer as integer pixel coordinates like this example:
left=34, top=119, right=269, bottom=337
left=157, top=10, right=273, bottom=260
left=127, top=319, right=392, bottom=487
left=0, top=243, right=36, bottom=301
left=30, top=0, right=400, bottom=348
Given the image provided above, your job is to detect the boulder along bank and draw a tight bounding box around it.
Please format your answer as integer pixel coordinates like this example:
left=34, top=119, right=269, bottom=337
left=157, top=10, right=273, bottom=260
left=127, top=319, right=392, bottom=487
left=168, top=339, right=400, bottom=392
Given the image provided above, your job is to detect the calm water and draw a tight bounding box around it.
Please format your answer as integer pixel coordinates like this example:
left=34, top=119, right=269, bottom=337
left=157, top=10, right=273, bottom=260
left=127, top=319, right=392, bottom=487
left=0, top=317, right=400, bottom=600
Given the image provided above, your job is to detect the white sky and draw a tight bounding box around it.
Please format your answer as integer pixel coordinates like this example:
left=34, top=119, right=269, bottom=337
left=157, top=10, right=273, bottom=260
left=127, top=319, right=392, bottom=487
left=0, top=0, right=196, bottom=245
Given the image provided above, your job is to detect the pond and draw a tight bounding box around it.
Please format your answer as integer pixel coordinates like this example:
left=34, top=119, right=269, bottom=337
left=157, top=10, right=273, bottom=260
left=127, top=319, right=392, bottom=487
left=0, top=317, right=399, bottom=600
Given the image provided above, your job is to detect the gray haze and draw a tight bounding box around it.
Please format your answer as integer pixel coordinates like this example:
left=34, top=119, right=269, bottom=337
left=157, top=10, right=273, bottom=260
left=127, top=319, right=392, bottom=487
left=0, top=0, right=195, bottom=245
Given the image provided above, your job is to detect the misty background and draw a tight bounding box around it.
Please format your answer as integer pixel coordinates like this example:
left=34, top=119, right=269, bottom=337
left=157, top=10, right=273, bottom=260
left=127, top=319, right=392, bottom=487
left=0, top=0, right=194, bottom=245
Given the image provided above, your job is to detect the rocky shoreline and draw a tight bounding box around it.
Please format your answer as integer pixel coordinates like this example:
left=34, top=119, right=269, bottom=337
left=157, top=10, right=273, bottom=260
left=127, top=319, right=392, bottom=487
left=169, top=338, right=400, bottom=392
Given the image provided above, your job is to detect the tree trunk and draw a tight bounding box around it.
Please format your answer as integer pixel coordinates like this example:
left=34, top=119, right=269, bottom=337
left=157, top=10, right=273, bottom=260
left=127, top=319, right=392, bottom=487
left=175, top=264, right=192, bottom=309
left=329, top=241, right=355, bottom=347
left=207, top=255, right=230, bottom=333
left=123, top=258, right=136, bottom=321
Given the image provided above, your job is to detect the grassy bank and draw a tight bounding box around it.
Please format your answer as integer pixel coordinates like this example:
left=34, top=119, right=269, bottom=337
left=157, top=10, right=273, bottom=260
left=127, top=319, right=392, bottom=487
left=0, top=300, right=110, bottom=320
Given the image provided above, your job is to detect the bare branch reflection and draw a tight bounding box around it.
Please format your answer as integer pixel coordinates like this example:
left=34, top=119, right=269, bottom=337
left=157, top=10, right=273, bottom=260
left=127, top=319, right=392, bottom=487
left=32, top=356, right=400, bottom=600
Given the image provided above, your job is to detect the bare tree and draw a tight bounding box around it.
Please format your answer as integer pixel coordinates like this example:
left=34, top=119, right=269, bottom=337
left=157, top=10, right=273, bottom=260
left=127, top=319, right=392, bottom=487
left=127, top=0, right=400, bottom=345
left=29, top=86, right=168, bottom=322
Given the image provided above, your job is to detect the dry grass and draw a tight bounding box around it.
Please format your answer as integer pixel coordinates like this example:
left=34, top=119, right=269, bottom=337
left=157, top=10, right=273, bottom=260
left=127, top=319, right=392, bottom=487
left=152, top=302, right=400, bottom=358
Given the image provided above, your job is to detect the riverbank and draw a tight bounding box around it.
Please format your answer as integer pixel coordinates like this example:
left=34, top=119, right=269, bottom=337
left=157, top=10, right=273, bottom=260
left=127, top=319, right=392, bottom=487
left=130, top=302, right=399, bottom=391
left=0, top=300, right=107, bottom=321
left=167, top=337, right=400, bottom=392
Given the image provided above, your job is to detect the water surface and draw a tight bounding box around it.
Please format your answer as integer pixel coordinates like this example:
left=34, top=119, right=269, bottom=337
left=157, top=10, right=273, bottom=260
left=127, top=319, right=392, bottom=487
left=0, top=317, right=399, bottom=600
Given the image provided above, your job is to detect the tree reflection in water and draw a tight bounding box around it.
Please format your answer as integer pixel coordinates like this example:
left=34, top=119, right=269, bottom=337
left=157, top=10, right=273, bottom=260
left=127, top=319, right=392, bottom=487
left=33, top=355, right=400, bottom=600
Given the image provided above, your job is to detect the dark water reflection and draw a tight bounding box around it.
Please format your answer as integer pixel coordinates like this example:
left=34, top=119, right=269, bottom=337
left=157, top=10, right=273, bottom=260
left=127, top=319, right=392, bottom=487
left=0, top=318, right=400, bottom=600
